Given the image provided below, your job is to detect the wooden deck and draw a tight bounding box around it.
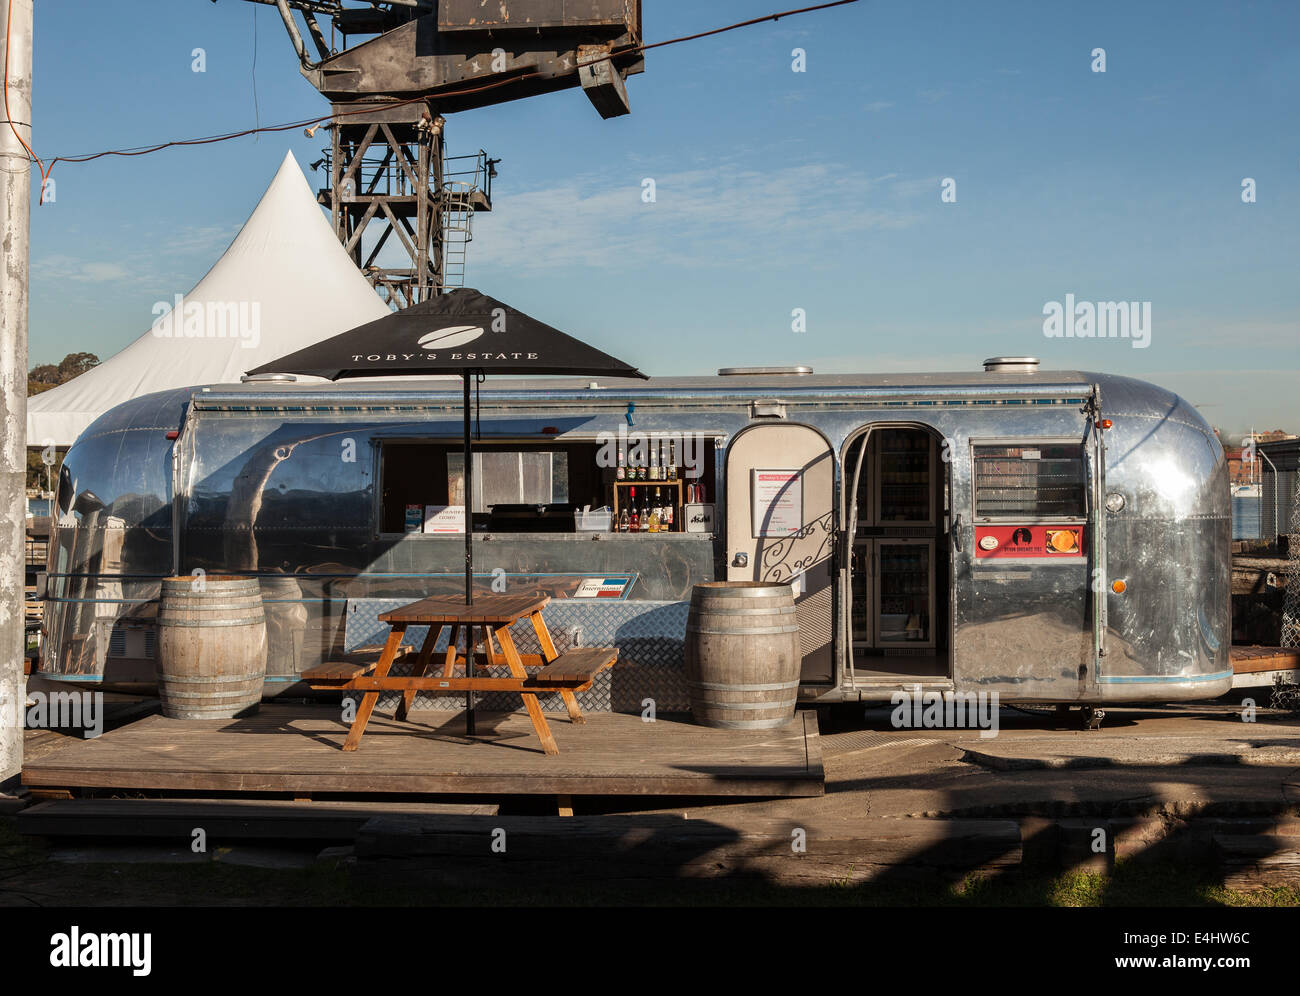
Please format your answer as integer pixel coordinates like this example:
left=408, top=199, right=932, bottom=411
left=21, top=704, right=824, bottom=799
left=1229, top=645, right=1299, bottom=689
left=1230, top=645, right=1300, bottom=674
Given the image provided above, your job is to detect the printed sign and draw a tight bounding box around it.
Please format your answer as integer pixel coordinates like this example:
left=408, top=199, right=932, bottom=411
left=684, top=503, right=715, bottom=534
left=752, top=469, right=803, bottom=538
left=974, top=525, right=1085, bottom=559
left=573, top=576, right=633, bottom=598
left=423, top=505, right=466, bottom=534
left=404, top=505, right=424, bottom=533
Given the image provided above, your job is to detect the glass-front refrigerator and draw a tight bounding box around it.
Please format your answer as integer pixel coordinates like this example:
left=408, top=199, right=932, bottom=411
left=874, top=428, right=935, bottom=525
left=873, top=539, right=935, bottom=648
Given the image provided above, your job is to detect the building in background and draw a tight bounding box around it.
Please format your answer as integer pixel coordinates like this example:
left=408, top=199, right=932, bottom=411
left=1258, top=437, right=1300, bottom=545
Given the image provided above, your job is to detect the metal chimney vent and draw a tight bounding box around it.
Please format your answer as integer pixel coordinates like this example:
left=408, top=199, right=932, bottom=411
left=982, top=357, right=1040, bottom=373
left=241, top=373, right=299, bottom=383
left=718, top=366, right=813, bottom=376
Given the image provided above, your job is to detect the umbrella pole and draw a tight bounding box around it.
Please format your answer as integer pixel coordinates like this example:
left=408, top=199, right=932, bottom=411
left=463, top=371, right=472, bottom=605
left=463, top=370, right=475, bottom=737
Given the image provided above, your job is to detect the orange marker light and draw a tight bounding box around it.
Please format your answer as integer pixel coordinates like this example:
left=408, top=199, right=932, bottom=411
left=1099, top=419, right=1113, bottom=430
left=1111, top=579, right=1127, bottom=594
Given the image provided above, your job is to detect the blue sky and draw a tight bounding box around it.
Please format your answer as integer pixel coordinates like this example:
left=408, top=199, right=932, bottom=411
left=23, top=0, right=1300, bottom=435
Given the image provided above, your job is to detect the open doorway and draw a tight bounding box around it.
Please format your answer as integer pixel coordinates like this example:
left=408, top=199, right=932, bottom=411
left=844, top=425, right=952, bottom=683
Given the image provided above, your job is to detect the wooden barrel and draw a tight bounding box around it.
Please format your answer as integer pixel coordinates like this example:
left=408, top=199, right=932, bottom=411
left=684, top=581, right=802, bottom=729
left=157, top=575, right=268, bottom=719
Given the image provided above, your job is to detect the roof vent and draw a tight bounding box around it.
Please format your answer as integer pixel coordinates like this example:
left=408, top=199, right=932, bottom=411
left=718, top=366, right=813, bottom=376
left=982, top=357, right=1039, bottom=374
left=240, top=373, right=298, bottom=383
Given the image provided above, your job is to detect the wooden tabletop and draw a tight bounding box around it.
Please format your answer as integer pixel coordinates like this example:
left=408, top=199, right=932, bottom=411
left=378, top=593, right=551, bottom=626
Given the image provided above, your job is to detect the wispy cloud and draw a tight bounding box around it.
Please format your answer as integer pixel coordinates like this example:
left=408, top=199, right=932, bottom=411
left=31, top=255, right=136, bottom=284
left=31, top=223, right=239, bottom=289
left=467, top=163, right=926, bottom=274
left=864, top=100, right=895, bottom=112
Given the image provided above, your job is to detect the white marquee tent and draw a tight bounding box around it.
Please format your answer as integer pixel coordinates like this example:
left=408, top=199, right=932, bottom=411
left=27, top=150, right=392, bottom=447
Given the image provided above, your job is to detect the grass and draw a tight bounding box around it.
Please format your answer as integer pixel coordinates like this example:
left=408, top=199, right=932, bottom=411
left=4, top=816, right=1300, bottom=907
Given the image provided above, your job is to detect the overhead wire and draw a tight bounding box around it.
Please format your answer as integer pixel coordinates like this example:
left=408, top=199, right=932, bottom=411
left=3, top=0, right=860, bottom=204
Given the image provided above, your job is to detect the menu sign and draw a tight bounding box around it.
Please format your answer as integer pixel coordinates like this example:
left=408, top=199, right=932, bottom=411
left=423, top=505, right=466, bottom=534
left=752, top=469, right=803, bottom=538
left=974, top=524, right=1085, bottom=560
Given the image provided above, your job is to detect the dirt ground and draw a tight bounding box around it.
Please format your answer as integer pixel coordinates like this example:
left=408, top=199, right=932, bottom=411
left=4, top=700, right=1300, bottom=906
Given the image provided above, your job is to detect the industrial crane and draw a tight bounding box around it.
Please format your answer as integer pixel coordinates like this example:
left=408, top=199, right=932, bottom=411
left=229, top=1, right=645, bottom=304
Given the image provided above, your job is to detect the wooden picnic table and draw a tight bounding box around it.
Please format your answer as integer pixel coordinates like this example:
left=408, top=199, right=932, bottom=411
left=303, top=593, right=617, bottom=756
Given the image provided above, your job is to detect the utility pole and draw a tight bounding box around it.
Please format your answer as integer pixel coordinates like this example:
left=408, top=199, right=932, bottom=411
left=0, top=0, right=32, bottom=782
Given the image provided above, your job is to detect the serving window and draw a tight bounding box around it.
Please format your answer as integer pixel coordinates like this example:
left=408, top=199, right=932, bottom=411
left=972, top=443, right=1087, bottom=520
left=378, top=437, right=717, bottom=535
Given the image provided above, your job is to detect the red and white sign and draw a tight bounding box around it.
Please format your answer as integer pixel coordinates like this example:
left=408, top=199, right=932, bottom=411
left=752, top=469, right=803, bottom=537
left=423, top=505, right=466, bottom=534
left=574, top=577, right=632, bottom=598
left=974, top=525, right=1085, bottom=559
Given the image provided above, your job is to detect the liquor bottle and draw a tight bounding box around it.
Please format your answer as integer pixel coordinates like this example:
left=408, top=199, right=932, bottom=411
left=664, top=493, right=673, bottom=530
left=648, top=490, right=660, bottom=533
left=618, top=500, right=630, bottom=533
left=639, top=489, right=650, bottom=531
left=649, top=439, right=659, bottom=481
left=628, top=488, right=639, bottom=532
left=668, top=440, right=677, bottom=482
left=636, top=447, right=646, bottom=481
left=616, top=444, right=626, bottom=481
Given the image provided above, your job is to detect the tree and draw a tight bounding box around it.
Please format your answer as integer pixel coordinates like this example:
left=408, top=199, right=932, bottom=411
left=25, top=352, right=99, bottom=491
left=29, top=351, right=98, bottom=394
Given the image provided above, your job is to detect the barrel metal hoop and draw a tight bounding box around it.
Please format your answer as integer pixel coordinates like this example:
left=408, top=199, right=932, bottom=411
left=686, top=625, right=800, bottom=636
left=686, top=679, right=801, bottom=692
left=691, top=698, right=799, bottom=711
left=692, top=586, right=796, bottom=597
left=688, top=606, right=797, bottom=617
left=158, top=618, right=266, bottom=628
left=158, top=672, right=266, bottom=684
left=159, top=598, right=266, bottom=609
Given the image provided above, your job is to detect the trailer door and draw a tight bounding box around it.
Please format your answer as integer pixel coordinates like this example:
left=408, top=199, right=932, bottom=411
left=724, top=423, right=836, bottom=684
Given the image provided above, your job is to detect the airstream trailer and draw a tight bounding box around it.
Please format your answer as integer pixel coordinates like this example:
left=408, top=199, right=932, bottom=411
left=38, top=359, right=1231, bottom=715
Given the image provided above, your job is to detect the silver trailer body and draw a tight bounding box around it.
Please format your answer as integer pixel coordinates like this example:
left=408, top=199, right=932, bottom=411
left=38, top=367, right=1231, bottom=705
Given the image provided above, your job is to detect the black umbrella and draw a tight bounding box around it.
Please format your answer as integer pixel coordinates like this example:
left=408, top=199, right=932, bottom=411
left=245, top=288, right=648, bottom=604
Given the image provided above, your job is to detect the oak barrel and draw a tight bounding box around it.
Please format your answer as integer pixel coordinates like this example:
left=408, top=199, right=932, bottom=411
left=684, top=581, right=802, bottom=729
left=157, top=575, right=268, bottom=719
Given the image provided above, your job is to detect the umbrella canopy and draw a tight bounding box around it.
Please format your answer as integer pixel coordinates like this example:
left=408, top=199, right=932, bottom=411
left=244, top=289, right=648, bottom=612
left=244, top=288, right=647, bottom=381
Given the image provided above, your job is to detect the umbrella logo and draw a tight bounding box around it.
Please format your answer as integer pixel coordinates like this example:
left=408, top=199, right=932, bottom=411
left=418, top=325, right=485, bottom=350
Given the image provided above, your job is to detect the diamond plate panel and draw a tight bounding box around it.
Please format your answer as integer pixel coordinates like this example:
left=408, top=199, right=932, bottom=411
left=342, top=599, right=689, bottom=713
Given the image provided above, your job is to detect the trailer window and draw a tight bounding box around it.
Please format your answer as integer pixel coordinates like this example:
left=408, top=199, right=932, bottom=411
left=973, top=444, right=1086, bottom=519
left=379, top=437, right=718, bottom=535
left=379, top=441, right=598, bottom=533
left=446, top=450, right=570, bottom=511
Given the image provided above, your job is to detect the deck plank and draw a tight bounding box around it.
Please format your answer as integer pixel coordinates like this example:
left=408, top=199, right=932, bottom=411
left=1230, top=646, right=1300, bottom=675
left=21, top=704, right=824, bottom=799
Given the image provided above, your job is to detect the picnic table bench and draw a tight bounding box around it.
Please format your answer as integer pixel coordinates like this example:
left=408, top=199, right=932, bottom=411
left=302, top=594, right=617, bottom=755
